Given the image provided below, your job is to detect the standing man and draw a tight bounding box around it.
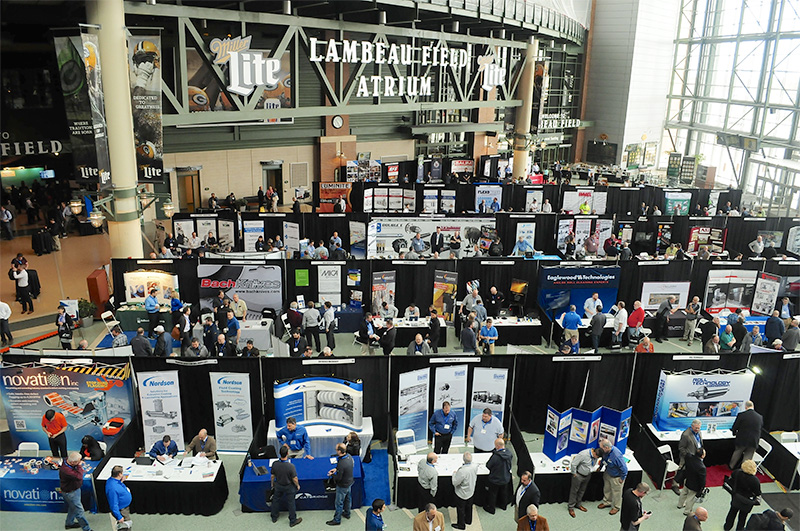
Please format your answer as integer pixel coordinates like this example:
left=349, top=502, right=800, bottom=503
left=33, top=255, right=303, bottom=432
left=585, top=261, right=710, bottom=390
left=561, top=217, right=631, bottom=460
left=620, top=483, right=651, bottom=531
left=415, top=452, right=439, bottom=513
left=326, top=443, right=354, bottom=526
left=654, top=295, right=677, bottom=343
left=378, top=318, right=396, bottom=355
left=597, top=439, right=628, bottom=515
left=411, top=232, right=426, bottom=254
left=486, top=286, right=505, bottom=317
left=429, top=401, right=458, bottom=454
left=462, top=288, right=482, bottom=315
left=430, top=227, right=445, bottom=254
left=130, top=327, right=153, bottom=357
left=231, top=293, right=247, bottom=321
left=684, top=507, right=708, bottom=531
left=106, top=465, right=133, bottom=529
left=323, top=301, right=336, bottom=351
left=589, top=304, right=607, bottom=352
left=452, top=452, right=477, bottom=530
left=613, top=301, right=628, bottom=347
left=517, top=504, right=550, bottom=531
left=270, top=445, right=302, bottom=527
left=478, top=317, right=499, bottom=354
left=782, top=319, right=800, bottom=351
left=460, top=318, right=478, bottom=354
left=0, top=205, right=14, bottom=240
left=302, top=301, right=321, bottom=352
left=776, top=296, right=795, bottom=327
left=484, top=438, right=513, bottom=515
left=628, top=301, right=645, bottom=343
left=569, top=447, right=601, bottom=518
left=365, top=499, right=386, bottom=531
left=678, top=448, right=707, bottom=517
left=730, top=400, right=763, bottom=469
left=679, top=420, right=704, bottom=469
left=561, top=305, right=582, bottom=343
left=358, top=313, right=381, bottom=355
left=42, top=408, right=69, bottom=458
left=59, top=452, right=91, bottom=531
left=683, top=296, right=701, bottom=346
left=514, top=470, right=541, bottom=520
left=584, top=292, right=603, bottom=318
left=145, top=288, right=160, bottom=338
left=12, top=263, right=33, bottom=314
left=466, top=408, right=505, bottom=453
left=185, top=428, right=218, bottom=459
left=765, top=310, right=785, bottom=346
left=427, top=308, right=441, bottom=353
left=177, top=306, right=192, bottom=355
left=413, top=504, right=445, bottom=531
left=0, top=299, right=12, bottom=346
left=276, top=417, right=313, bottom=459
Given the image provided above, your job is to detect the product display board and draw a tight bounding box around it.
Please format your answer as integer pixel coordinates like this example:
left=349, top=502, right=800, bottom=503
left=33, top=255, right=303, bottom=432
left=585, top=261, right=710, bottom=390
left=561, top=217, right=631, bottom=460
left=524, top=190, right=544, bottom=212
left=787, top=226, right=800, bottom=254
left=0, top=363, right=134, bottom=451
left=556, top=219, right=574, bottom=252
left=751, top=272, right=782, bottom=316
left=124, top=270, right=179, bottom=304
left=665, top=192, right=692, bottom=215
left=209, top=372, right=253, bottom=451
left=432, top=270, right=458, bottom=323
left=652, top=370, right=755, bottom=431
left=440, top=190, right=456, bottom=213
left=704, top=269, right=758, bottom=314
left=349, top=220, right=366, bottom=259
left=544, top=405, right=632, bottom=461
left=537, top=266, right=621, bottom=319
left=423, top=189, right=438, bottom=213
left=197, top=264, right=283, bottom=318
left=318, top=265, right=342, bottom=306
left=469, top=367, right=508, bottom=423
left=434, top=365, right=468, bottom=445
left=371, top=270, right=396, bottom=315
left=242, top=220, right=265, bottom=252
left=640, top=281, right=691, bottom=311
left=562, top=189, right=608, bottom=214
left=273, top=376, right=363, bottom=431
left=475, top=185, right=503, bottom=211
left=687, top=226, right=727, bottom=252
left=367, top=217, right=496, bottom=259
left=137, top=371, right=186, bottom=452
left=398, top=368, right=430, bottom=449
left=596, top=219, right=614, bottom=257
left=283, top=221, right=300, bottom=253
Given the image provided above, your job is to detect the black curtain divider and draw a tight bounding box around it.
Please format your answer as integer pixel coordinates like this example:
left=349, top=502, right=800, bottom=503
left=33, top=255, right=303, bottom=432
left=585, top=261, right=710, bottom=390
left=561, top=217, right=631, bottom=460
left=748, top=353, right=800, bottom=432
left=261, top=356, right=391, bottom=441
left=511, top=353, right=635, bottom=433
left=129, top=357, right=263, bottom=445
left=457, top=258, right=540, bottom=315
left=509, top=413, right=535, bottom=477
left=282, top=259, right=373, bottom=314
left=607, top=187, right=643, bottom=217
left=111, top=258, right=200, bottom=312
left=724, top=216, right=787, bottom=256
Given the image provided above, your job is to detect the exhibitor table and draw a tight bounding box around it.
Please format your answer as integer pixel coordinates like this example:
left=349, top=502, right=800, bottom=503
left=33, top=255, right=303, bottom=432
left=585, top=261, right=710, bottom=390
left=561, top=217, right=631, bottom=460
left=529, top=450, right=643, bottom=504
left=268, top=417, right=374, bottom=460
left=492, top=317, right=543, bottom=346
left=116, top=305, right=170, bottom=331
left=375, top=317, right=448, bottom=349
left=192, top=318, right=274, bottom=350
left=95, top=457, right=228, bottom=516
left=0, top=457, right=97, bottom=513
left=646, top=423, right=734, bottom=466
left=556, top=313, right=615, bottom=347
left=395, top=452, right=513, bottom=510
left=239, top=456, right=364, bottom=512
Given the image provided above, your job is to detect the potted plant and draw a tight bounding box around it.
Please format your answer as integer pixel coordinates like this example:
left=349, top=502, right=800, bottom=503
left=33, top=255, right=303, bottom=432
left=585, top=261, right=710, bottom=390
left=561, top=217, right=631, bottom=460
left=236, top=198, right=249, bottom=212
left=78, top=299, right=98, bottom=327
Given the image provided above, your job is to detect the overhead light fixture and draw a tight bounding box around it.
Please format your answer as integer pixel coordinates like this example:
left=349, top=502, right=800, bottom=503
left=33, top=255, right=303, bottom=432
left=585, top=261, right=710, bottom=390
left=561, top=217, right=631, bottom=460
left=379, top=11, right=387, bottom=25
left=146, top=0, right=156, bottom=5
left=750, top=366, right=762, bottom=375
left=69, top=199, right=83, bottom=215
left=452, top=21, right=460, bottom=32
left=161, top=200, right=176, bottom=218
left=89, top=210, right=105, bottom=228
left=283, top=1, right=291, bottom=15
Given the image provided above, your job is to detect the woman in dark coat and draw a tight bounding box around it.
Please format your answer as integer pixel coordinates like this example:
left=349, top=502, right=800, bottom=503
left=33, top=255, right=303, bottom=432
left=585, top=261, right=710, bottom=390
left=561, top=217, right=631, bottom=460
left=344, top=431, right=361, bottom=457
left=79, top=435, right=105, bottom=461
left=723, top=459, right=762, bottom=531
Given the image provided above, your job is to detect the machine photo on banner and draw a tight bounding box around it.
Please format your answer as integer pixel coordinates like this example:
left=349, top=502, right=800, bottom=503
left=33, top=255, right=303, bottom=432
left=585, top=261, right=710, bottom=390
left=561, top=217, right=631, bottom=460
left=371, top=270, right=396, bottom=315
left=538, top=266, right=621, bottom=319
left=665, top=192, right=692, bottom=215
left=640, top=281, right=691, bottom=310
left=367, top=217, right=496, bottom=259
left=198, top=264, right=283, bottom=318
left=398, top=368, right=430, bottom=449
left=469, top=367, right=508, bottom=423
left=273, top=377, right=363, bottom=430
left=543, top=405, right=632, bottom=461
left=432, top=270, right=459, bottom=323
left=652, top=370, right=755, bottom=431
left=0, top=363, right=135, bottom=452
left=124, top=270, right=179, bottom=304
left=209, top=372, right=253, bottom=451
left=349, top=220, right=366, bottom=259
left=704, top=269, right=758, bottom=314
left=434, top=365, right=468, bottom=445
left=751, top=272, right=782, bottom=316
left=514, top=222, right=536, bottom=253
left=137, top=371, right=185, bottom=452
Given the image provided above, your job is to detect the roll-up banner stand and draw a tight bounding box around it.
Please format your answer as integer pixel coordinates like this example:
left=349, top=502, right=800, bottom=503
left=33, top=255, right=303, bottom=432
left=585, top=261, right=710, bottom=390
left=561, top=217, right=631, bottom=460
left=128, top=35, right=164, bottom=183
left=274, top=377, right=363, bottom=430
left=283, top=221, right=300, bottom=254
left=596, top=219, right=613, bottom=257
left=371, top=271, right=396, bottom=315
left=434, top=365, right=468, bottom=445
left=349, top=221, right=366, bottom=259
left=137, top=371, right=186, bottom=452
left=209, top=372, right=253, bottom=450
left=318, top=265, right=342, bottom=306
left=751, top=272, right=781, bottom=316
left=431, top=153, right=443, bottom=181
left=243, top=220, right=265, bottom=252
left=469, top=367, right=508, bottom=423
left=423, top=189, right=439, bottom=213
left=557, top=219, right=575, bottom=252
left=433, top=270, right=459, bottom=324
left=398, top=368, right=430, bottom=449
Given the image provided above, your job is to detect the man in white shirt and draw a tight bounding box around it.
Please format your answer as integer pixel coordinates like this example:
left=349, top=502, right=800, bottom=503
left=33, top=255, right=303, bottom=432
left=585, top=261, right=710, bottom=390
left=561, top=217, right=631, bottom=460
left=613, top=301, right=628, bottom=346
left=302, top=301, right=321, bottom=352
left=380, top=301, right=398, bottom=319
left=12, top=264, right=33, bottom=314
left=0, top=300, right=13, bottom=345
left=323, top=301, right=336, bottom=351
left=541, top=199, right=553, bottom=213
left=452, top=452, right=477, bottom=530
left=584, top=293, right=603, bottom=318
left=404, top=303, right=421, bottom=320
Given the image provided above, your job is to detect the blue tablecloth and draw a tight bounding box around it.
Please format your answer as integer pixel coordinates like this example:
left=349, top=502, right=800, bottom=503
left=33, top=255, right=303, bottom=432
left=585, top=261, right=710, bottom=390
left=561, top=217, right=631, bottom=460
left=335, top=308, right=364, bottom=333
left=0, top=457, right=97, bottom=512
left=716, top=316, right=768, bottom=342
left=240, top=457, right=364, bottom=512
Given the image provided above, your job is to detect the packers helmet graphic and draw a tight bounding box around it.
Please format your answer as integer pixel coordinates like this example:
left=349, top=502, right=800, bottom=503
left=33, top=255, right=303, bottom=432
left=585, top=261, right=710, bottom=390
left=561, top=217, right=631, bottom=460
left=188, top=86, right=210, bottom=112
left=136, top=141, right=157, bottom=160
left=133, top=40, right=160, bottom=68
left=57, top=41, right=86, bottom=96
left=83, top=41, right=98, bottom=73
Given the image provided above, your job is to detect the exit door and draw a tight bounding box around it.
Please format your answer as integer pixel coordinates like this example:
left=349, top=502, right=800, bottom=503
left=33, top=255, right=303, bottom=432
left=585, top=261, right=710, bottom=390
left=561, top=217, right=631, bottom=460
left=177, top=170, right=200, bottom=213
left=262, top=164, right=282, bottom=206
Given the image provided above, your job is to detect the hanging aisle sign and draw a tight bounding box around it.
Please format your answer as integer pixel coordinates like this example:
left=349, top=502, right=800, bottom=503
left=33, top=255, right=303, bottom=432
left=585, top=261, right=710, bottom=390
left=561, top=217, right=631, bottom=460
left=209, top=372, right=253, bottom=450
left=137, top=371, right=185, bottom=452
left=128, top=35, right=164, bottom=183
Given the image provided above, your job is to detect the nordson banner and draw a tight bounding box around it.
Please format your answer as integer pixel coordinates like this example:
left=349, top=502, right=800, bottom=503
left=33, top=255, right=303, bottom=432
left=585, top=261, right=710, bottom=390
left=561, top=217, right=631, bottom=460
left=209, top=372, right=253, bottom=450
left=128, top=35, right=164, bottom=183
left=53, top=33, right=112, bottom=187
left=136, top=371, right=186, bottom=452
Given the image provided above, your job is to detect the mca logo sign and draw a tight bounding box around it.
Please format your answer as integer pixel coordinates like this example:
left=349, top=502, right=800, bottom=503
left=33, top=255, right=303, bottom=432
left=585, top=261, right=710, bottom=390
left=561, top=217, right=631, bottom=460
left=478, top=54, right=505, bottom=92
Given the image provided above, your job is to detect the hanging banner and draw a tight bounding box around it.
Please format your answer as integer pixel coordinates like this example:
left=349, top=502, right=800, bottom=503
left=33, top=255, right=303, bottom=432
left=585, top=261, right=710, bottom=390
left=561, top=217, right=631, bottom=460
left=515, top=222, right=536, bottom=252
left=665, top=192, right=692, bottom=216
left=128, top=35, right=164, bottom=183
left=417, top=154, right=425, bottom=182
left=423, top=189, right=439, bottom=213
left=274, top=376, right=363, bottom=430
left=434, top=365, right=468, bottom=445
left=53, top=33, right=111, bottom=187
left=470, top=367, right=508, bottom=423
left=574, top=218, right=593, bottom=252
left=708, top=190, right=722, bottom=214
left=596, top=219, right=614, bottom=257
left=687, top=226, right=727, bottom=253
left=318, top=265, right=342, bottom=306
left=198, top=264, right=283, bottom=318
left=431, top=153, right=443, bottom=181
left=451, top=159, right=474, bottom=175
left=433, top=270, right=459, bottom=324
left=557, top=219, right=575, bottom=253
left=751, top=272, right=782, bottom=316
left=652, top=370, right=756, bottom=431
left=373, top=188, right=389, bottom=212
left=137, top=371, right=186, bottom=452
left=403, top=189, right=416, bottom=212
left=283, top=221, right=300, bottom=253
left=440, top=190, right=456, bottom=213
left=371, top=271, right=396, bottom=315
left=525, top=190, right=544, bottom=212
left=209, top=372, right=253, bottom=450
left=475, top=185, right=502, bottom=212
left=666, top=152, right=682, bottom=178
left=367, top=217, right=496, bottom=259
left=349, top=220, right=366, bottom=259
left=538, top=266, right=622, bottom=319
left=398, top=368, right=430, bottom=449
left=218, top=220, right=235, bottom=250
left=319, top=183, right=352, bottom=213
left=0, top=363, right=134, bottom=453
left=704, top=269, right=758, bottom=314
left=243, top=220, right=265, bottom=252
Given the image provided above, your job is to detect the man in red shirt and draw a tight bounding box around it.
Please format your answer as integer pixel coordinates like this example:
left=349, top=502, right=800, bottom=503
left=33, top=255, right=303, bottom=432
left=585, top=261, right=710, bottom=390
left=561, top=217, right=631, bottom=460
left=59, top=451, right=91, bottom=531
left=42, top=408, right=69, bottom=458
left=627, top=301, right=645, bottom=344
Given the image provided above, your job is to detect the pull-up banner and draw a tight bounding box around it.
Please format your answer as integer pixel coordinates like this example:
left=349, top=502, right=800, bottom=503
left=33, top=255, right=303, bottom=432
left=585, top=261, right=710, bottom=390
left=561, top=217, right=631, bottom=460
left=538, top=266, right=621, bottom=319
left=434, top=365, right=468, bottom=445
left=470, top=367, right=508, bottom=423
left=751, top=272, right=781, bottom=316
left=137, top=371, right=186, bottom=452
left=128, top=35, right=164, bottom=183
left=433, top=270, right=458, bottom=323
left=398, top=368, right=430, bottom=449
left=371, top=270, right=396, bottom=315
left=209, top=372, right=253, bottom=450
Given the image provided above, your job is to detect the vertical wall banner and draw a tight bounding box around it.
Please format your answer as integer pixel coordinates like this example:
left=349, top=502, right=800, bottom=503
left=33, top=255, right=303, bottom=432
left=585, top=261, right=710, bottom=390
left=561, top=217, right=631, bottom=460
left=515, top=222, right=536, bottom=251
left=417, top=154, right=425, bottom=182
left=431, top=153, right=443, bottom=181
left=705, top=269, right=758, bottom=314
left=218, top=220, right=235, bottom=249
left=657, top=222, right=674, bottom=254
left=475, top=185, right=502, bottom=211
left=574, top=218, right=593, bottom=250
left=525, top=190, right=544, bottom=212
left=434, top=365, right=468, bottom=445
left=209, top=372, right=253, bottom=450
left=751, top=272, right=782, bottom=316
left=363, top=189, right=374, bottom=213
left=243, top=220, right=265, bottom=252
left=349, top=221, right=366, bottom=259
left=53, top=33, right=111, bottom=187
left=557, top=219, right=575, bottom=252
left=388, top=188, right=403, bottom=212
left=423, top=189, right=439, bottom=213
left=708, top=190, right=722, bottom=213
left=318, top=265, right=342, bottom=306
left=374, top=189, right=389, bottom=212
left=398, top=368, right=430, bottom=449
left=441, top=190, right=456, bottom=213
left=319, top=183, right=352, bottom=213
left=283, top=221, right=300, bottom=253
left=137, top=371, right=185, bottom=452
left=128, top=35, right=164, bottom=183
left=387, top=163, right=399, bottom=183
left=198, top=264, right=283, bottom=318
left=371, top=271, right=396, bottom=314
left=470, top=368, right=508, bottom=422
left=403, top=189, right=416, bottom=212
left=596, top=219, right=614, bottom=257
left=433, top=270, right=459, bottom=323
left=665, top=192, right=692, bottom=215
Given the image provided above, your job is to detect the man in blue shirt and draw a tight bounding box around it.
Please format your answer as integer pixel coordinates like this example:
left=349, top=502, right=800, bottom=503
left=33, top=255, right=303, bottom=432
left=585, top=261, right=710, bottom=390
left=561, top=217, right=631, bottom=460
left=490, top=197, right=501, bottom=212
left=277, top=417, right=313, bottom=459
left=148, top=434, right=178, bottom=462
left=225, top=309, right=241, bottom=345
left=105, top=465, right=133, bottom=528
left=510, top=236, right=534, bottom=257
left=365, top=498, right=386, bottom=530
left=478, top=317, right=499, bottom=354
left=145, top=288, right=160, bottom=338
left=474, top=300, right=488, bottom=325
left=429, top=401, right=458, bottom=454
left=560, top=335, right=580, bottom=355
left=561, top=305, right=582, bottom=342
left=411, top=232, right=426, bottom=253
left=597, top=439, right=628, bottom=515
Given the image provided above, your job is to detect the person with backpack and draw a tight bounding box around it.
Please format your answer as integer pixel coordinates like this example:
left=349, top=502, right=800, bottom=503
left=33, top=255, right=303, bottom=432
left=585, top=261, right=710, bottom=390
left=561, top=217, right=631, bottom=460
left=746, top=508, right=793, bottom=530
left=724, top=459, right=762, bottom=530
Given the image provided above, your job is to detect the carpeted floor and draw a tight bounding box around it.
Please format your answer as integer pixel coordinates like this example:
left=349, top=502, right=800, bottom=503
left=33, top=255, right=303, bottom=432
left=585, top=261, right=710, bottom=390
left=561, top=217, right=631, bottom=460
left=762, top=492, right=800, bottom=530
left=705, top=464, right=773, bottom=487
left=362, top=449, right=391, bottom=506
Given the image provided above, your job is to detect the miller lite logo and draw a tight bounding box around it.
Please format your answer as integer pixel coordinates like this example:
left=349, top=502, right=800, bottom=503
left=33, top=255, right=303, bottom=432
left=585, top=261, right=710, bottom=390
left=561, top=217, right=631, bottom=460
left=478, top=54, right=505, bottom=92
left=209, top=35, right=281, bottom=97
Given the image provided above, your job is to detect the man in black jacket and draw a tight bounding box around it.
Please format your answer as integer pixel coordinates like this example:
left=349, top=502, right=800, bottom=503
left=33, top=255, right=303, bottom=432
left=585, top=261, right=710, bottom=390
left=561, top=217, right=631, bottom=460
left=700, top=317, right=721, bottom=351
left=358, top=313, right=381, bottom=355
left=747, top=508, right=793, bottom=530
left=286, top=328, right=308, bottom=357
left=326, top=443, right=354, bottom=526
left=678, top=448, right=706, bottom=516
left=730, top=401, right=763, bottom=469
left=426, top=309, right=441, bottom=353
left=430, top=227, right=445, bottom=255
left=620, top=483, right=651, bottom=531
left=153, top=325, right=170, bottom=357
left=214, top=333, right=238, bottom=357
left=130, top=327, right=153, bottom=357
left=484, top=438, right=512, bottom=514
left=378, top=319, right=396, bottom=355
left=514, top=470, right=541, bottom=520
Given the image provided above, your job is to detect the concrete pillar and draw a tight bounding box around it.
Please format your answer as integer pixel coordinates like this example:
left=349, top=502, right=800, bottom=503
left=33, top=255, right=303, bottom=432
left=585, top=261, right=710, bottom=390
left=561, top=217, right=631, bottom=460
left=86, top=0, right=143, bottom=258
left=512, top=39, right=538, bottom=181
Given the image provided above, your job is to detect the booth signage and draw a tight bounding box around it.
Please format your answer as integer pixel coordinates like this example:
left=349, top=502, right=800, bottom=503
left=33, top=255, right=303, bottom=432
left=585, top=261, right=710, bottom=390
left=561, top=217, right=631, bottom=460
left=434, top=365, right=468, bottom=445
left=209, top=372, right=253, bottom=450
left=274, top=376, right=363, bottom=430
left=210, top=36, right=282, bottom=97
left=137, top=371, right=185, bottom=451
left=469, top=368, right=508, bottom=422
left=397, top=368, right=430, bottom=449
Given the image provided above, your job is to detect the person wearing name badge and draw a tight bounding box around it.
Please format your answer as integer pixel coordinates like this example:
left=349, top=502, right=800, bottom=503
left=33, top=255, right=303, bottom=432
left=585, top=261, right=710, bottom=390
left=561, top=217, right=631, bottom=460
left=407, top=333, right=432, bottom=355
left=465, top=408, right=504, bottom=453
left=59, top=452, right=91, bottom=531
left=568, top=447, right=602, bottom=518
left=597, top=439, right=628, bottom=515
left=517, top=504, right=550, bottom=531
left=365, top=498, right=386, bottom=531
left=452, top=452, right=477, bottom=530
left=42, top=408, right=69, bottom=458
left=429, top=401, right=458, bottom=454
left=326, top=443, right=354, bottom=525
left=277, top=417, right=313, bottom=459
left=215, top=333, right=237, bottom=357
left=225, top=309, right=241, bottom=345
left=412, top=503, right=445, bottom=531
left=286, top=328, right=308, bottom=357
left=510, top=236, right=534, bottom=257
left=515, top=470, right=541, bottom=520
left=478, top=317, right=499, bottom=354
left=561, top=305, right=582, bottom=342
left=404, top=303, right=420, bottom=320
left=106, top=464, right=133, bottom=529
left=415, top=452, right=439, bottom=513
left=149, top=434, right=178, bottom=462
left=185, top=428, right=217, bottom=460
left=584, top=292, right=603, bottom=318
left=145, top=288, right=160, bottom=338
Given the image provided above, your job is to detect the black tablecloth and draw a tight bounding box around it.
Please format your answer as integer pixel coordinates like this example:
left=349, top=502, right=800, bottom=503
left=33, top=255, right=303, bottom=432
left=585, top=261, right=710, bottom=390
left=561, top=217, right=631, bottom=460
left=493, top=324, right=543, bottom=346
left=78, top=221, right=101, bottom=236
left=32, top=231, right=54, bottom=255
left=96, top=462, right=228, bottom=516
left=396, top=475, right=513, bottom=510
left=395, top=326, right=447, bottom=349
left=536, top=469, right=643, bottom=504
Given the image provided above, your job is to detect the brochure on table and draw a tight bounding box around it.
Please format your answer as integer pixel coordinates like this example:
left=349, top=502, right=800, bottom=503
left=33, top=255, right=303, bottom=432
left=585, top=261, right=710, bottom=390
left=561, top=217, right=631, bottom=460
left=543, top=404, right=632, bottom=461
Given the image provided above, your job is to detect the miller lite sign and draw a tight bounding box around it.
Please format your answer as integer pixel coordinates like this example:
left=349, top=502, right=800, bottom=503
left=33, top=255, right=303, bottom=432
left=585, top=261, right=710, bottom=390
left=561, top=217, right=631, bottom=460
left=478, top=54, right=506, bottom=92
left=209, top=35, right=282, bottom=97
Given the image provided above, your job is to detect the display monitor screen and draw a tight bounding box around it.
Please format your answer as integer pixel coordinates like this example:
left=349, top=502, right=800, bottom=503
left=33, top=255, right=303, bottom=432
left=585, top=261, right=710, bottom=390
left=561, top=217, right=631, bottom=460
left=586, top=141, right=618, bottom=166
left=39, top=169, right=55, bottom=179
left=510, top=279, right=529, bottom=295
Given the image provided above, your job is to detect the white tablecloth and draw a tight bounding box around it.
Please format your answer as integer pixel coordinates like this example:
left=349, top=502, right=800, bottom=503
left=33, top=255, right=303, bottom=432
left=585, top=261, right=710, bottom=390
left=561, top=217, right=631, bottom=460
left=396, top=452, right=491, bottom=478
left=193, top=319, right=274, bottom=350
left=96, top=457, right=222, bottom=483
left=529, top=449, right=642, bottom=475
left=647, top=422, right=734, bottom=441
left=267, top=417, right=373, bottom=460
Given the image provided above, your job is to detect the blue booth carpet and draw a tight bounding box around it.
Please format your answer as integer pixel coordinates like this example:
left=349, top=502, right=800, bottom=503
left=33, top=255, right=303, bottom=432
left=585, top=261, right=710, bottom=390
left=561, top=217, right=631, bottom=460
left=97, top=330, right=181, bottom=349
left=361, top=449, right=391, bottom=506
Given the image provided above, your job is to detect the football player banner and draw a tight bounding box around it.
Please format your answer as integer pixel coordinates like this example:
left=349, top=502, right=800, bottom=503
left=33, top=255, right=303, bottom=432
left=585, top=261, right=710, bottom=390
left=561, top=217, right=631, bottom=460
left=128, top=35, right=164, bottom=183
